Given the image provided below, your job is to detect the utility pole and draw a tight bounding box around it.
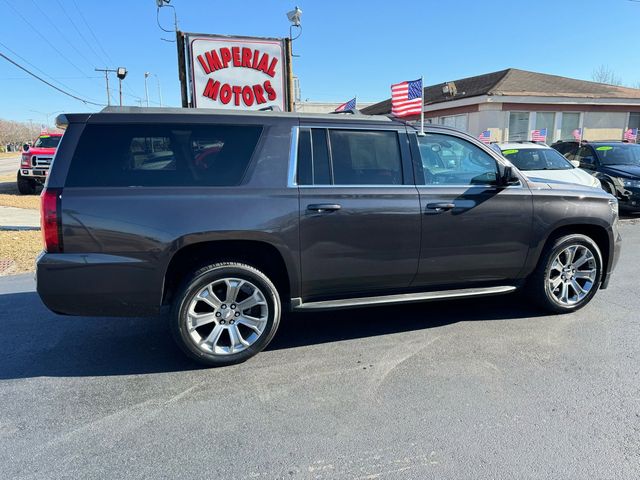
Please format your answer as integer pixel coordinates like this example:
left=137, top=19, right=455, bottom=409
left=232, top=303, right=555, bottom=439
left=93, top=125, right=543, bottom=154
left=95, top=67, right=112, bottom=105
left=95, top=67, right=127, bottom=106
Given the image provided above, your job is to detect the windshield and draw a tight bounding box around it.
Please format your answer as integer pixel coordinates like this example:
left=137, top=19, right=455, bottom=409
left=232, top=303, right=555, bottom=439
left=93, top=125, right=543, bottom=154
left=593, top=144, right=640, bottom=166
left=33, top=135, right=61, bottom=148
left=500, top=147, right=572, bottom=170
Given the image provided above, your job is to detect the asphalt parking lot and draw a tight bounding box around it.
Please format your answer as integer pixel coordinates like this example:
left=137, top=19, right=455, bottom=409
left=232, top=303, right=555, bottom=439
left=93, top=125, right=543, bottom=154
left=1, top=220, right=639, bottom=479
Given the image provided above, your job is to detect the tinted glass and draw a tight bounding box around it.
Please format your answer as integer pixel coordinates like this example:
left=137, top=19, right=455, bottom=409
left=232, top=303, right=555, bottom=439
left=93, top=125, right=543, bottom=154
left=576, top=146, right=596, bottom=165
left=34, top=136, right=61, bottom=148
left=592, top=144, right=640, bottom=166
left=297, top=129, right=312, bottom=185
left=629, top=112, right=640, bottom=132
left=417, top=133, right=498, bottom=185
left=501, top=147, right=572, bottom=171
left=311, top=129, right=331, bottom=185
left=297, top=128, right=331, bottom=185
left=328, top=130, right=402, bottom=185
left=66, top=124, right=262, bottom=187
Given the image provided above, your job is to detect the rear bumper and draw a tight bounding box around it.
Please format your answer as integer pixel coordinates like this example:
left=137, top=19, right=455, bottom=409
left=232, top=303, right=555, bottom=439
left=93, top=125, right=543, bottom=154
left=36, top=252, right=162, bottom=316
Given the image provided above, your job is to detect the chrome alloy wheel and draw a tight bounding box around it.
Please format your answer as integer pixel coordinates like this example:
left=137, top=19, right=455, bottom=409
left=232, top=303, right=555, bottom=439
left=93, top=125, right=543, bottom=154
left=546, top=244, right=597, bottom=306
left=186, top=278, right=269, bottom=355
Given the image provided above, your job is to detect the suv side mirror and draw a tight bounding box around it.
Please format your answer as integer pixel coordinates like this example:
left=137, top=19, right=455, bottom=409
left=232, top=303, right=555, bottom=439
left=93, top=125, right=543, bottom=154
left=500, top=165, right=520, bottom=186
left=569, top=159, right=580, bottom=168
left=22, top=144, right=29, bottom=152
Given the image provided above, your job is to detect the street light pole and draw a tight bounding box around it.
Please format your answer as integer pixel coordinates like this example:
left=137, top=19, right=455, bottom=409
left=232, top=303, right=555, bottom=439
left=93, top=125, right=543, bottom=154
left=144, top=72, right=150, bottom=107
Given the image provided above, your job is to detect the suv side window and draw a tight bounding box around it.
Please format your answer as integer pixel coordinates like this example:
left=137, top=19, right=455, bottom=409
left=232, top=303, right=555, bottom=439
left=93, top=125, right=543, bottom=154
left=66, top=124, right=263, bottom=187
left=297, top=128, right=331, bottom=185
left=328, top=130, right=403, bottom=185
left=416, top=133, right=498, bottom=185
left=576, top=146, right=597, bottom=167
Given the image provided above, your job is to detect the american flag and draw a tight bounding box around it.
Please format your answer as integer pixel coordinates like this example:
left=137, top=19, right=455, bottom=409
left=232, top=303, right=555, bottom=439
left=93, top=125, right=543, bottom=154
left=391, top=78, right=423, bottom=117
left=335, top=97, right=356, bottom=112
left=531, top=128, right=548, bottom=142
left=624, top=128, right=638, bottom=142
left=478, top=130, right=491, bottom=144
left=572, top=128, right=582, bottom=141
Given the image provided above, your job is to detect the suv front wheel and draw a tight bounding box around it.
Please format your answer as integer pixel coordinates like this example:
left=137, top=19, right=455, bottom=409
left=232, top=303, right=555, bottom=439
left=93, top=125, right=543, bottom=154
left=17, top=172, right=37, bottom=195
left=528, top=234, right=603, bottom=313
left=171, top=262, right=281, bottom=367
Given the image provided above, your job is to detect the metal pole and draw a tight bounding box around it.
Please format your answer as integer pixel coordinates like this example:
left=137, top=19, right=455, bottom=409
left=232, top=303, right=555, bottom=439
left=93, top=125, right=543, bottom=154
left=144, top=73, right=150, bottom=107
left=157, top=76, right=163, bottom=107
left=119, top=78, right=123, bottom=106
left=420, top=76, right=425, bottom=136
left=106, top=71, right=111, bottom=106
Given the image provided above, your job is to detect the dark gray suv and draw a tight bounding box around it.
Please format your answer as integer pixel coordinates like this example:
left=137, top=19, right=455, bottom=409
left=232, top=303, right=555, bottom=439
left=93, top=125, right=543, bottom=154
left=37, top=107, right=621, bottom=366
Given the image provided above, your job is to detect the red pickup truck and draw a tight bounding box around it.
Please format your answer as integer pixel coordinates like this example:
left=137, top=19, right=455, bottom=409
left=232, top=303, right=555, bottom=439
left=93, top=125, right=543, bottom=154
left=17, top=132, right=62, bottom=194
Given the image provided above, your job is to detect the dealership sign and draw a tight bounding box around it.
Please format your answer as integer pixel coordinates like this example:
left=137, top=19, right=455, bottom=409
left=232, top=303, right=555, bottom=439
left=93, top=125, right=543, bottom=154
left=187, top=34, right=288, bottom=111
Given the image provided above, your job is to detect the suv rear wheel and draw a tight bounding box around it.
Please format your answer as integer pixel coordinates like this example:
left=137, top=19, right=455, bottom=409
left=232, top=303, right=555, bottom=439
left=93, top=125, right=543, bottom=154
left=528, top=234, right=602, bottom=313
left=17, top=172, right=36, bottom=195
left=170, top=262, right=281, bottom=367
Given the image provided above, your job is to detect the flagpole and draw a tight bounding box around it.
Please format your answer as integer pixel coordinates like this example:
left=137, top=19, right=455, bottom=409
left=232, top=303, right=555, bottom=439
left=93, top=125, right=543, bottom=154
left=420, top=76, right=425, bottom=136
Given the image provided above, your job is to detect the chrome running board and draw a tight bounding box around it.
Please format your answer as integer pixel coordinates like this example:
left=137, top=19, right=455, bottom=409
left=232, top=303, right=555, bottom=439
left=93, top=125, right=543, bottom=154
left=292, top=285, right=517, bottom=311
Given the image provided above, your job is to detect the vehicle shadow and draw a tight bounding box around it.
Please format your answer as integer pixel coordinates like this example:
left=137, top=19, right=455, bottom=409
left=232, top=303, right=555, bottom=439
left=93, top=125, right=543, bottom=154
left=0, top=291, right=545, bottom=380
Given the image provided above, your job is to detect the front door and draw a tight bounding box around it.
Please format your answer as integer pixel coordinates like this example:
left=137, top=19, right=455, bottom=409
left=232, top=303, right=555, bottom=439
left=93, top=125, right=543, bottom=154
left=409, top=131, right=533, bottom=288
left=297, top=126, right=421, bottom=299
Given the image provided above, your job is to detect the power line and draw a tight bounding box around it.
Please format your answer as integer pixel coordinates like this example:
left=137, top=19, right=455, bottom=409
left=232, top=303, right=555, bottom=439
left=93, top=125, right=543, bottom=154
left=56, top=0, right=110, bottom=66
left=70, top=0, right=115, bottom=66
left=28, top=0, right=97, bottom=71
left=0, top=39, right=100, bottom=101
left=1, top=0, right=93, bottom=79
left=0, top=51, right=104, bottom=107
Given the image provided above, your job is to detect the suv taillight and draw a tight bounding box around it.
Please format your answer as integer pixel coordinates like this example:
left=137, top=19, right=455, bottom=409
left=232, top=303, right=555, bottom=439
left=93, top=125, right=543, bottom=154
left=41, top=188, right=62, bottom=253
left=20, top=154, right=31, bottom=168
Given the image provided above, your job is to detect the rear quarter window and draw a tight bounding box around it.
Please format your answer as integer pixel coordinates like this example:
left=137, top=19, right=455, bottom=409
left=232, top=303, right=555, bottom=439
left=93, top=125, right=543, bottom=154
left=65, top=123, right=263, bottom=187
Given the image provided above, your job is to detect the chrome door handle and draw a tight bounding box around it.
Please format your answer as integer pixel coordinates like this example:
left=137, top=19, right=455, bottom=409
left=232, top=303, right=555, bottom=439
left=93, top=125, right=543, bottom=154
left=426, top=202, right=455, bottom=212
left=307, top=204, right=342, bottom=213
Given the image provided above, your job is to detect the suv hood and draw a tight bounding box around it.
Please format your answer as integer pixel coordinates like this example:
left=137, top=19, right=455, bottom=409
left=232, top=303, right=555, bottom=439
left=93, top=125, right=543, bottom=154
left=599, top=164, right=640, bottom=179
left=523, top=168, right=595, bottom=188
left=25, top=147, right=56, bottom=155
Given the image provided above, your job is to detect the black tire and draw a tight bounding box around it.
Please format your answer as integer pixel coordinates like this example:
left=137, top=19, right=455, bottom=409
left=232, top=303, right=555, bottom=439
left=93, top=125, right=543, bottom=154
left=170, top=262, right=281, bottom=367
left=526, top=234, right=603, bottom=314
left=16, top=172, right=36, bottom=195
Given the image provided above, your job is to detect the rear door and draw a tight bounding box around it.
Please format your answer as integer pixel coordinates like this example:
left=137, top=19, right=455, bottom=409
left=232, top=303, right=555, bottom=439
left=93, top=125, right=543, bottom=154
left=409, top=130, right=533, bottom=287
left=296, top=125, right=421, bottom=299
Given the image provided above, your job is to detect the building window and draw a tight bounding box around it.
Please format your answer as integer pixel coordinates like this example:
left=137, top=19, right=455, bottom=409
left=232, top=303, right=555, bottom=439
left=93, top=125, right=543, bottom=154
left=535, top=112, right=555, bottom=143
left=629, top=112, right=640, bottom=130
left=508, top=112, right=530, bottom=141
left=560, top=113, right=581, bottom=140
left=439, top=114, right=468, bottom=131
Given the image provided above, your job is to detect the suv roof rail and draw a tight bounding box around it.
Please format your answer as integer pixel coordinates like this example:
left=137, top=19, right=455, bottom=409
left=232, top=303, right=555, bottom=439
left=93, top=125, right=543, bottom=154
left=328, top=109, right=362, bottom=115
left=258, top=105, right=282, bottom=112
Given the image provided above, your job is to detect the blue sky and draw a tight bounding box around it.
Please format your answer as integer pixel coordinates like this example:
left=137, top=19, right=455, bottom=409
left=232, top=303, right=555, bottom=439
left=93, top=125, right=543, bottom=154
left=1, top=0, right=639, bottom=124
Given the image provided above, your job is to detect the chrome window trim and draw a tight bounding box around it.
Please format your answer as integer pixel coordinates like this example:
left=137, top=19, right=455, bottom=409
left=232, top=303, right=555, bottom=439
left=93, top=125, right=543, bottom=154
left=287, top=126, right=299, bottom=188
left=288, top=125, right=523, bottom=189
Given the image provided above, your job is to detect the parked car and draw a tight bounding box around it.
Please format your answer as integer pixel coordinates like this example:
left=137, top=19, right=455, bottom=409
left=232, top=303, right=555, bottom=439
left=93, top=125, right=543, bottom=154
left=37, top=107, right=621, bottom=366
left=17, top=132, right=62, bottom=194
left=552, top=140, right=640, bottom=211
left=490, top=142, right=601, bottom=189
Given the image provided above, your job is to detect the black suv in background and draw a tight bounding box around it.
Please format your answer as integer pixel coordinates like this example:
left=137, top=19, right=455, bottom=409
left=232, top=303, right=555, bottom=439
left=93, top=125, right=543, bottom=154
left=552, top=140, right=640, bottom=211
left=37, top=107, right=621, bottom=366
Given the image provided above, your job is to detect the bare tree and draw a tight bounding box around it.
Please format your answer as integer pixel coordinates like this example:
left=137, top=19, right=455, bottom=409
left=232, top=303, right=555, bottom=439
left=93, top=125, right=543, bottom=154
left=592, top=65, right=623, bottom=86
